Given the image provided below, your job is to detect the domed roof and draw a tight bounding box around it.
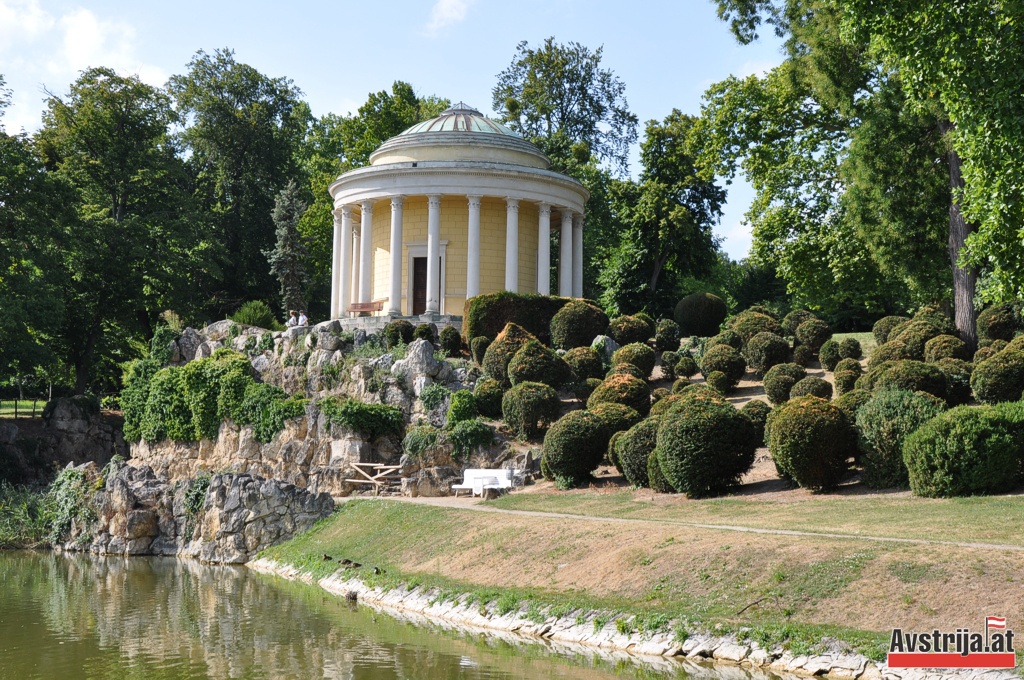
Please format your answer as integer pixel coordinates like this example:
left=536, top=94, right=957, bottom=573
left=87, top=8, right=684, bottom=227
left=399, top=103, right=520, bottom=137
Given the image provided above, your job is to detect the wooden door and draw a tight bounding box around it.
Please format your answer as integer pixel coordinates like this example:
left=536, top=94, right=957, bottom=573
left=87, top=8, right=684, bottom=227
left=412, top=257, right=427, bottom=315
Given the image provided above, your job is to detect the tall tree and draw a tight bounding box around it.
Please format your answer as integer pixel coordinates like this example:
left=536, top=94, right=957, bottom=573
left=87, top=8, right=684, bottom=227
left=169, top=49, right=309, bottom=315
left=267, top=179, right=310, bottom=313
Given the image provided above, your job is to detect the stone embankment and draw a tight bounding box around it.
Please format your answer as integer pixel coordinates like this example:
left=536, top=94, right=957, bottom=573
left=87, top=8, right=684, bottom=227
left=250, top=559, right=1016, bottom=680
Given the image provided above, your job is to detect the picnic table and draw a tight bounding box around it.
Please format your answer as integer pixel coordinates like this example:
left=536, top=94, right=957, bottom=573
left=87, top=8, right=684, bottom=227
left=346, top=463, right=403, bottom=496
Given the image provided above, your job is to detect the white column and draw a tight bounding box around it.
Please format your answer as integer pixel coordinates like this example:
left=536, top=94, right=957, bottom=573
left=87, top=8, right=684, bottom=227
left=358, top=200, right=373, bottom=303
left=426, top=194, right=441, bottom=314
left=572, top=213, right=584, bottom=298
left=330, top=209, right=342, bottom=318
left=388, top=196, right=404, bottom=316
left=466, top=195, right=482, bottom=300
left=505, top=198, right=519, bottom=292
left=338, top=206, right=353, bottom=318
left=536, top=203, right=551, bottom=295
left=350, top=230, right=360, bottom=313
left=558, top=210, right=573, bottom=297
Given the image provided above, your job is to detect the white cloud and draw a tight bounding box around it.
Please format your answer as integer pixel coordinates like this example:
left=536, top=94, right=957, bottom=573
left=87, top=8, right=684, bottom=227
left=0, top=0, right=55, bottom=48
left=424, top=0, right=475, bottom=36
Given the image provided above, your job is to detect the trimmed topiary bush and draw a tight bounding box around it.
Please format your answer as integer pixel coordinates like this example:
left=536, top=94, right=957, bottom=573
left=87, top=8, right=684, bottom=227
left=589, top=402, right=643, bottom=444
left=970, top=349, right=1024, bottom=404
left=572, top=378, right=603, bottom=402
left=674, top=355, right=699, bottom=378
left=833, top=389, right=872, bottom=423
left=606, top=363, right=646, bottom=380
left=838, top=337, right=862, bottom=360
left=706, top=371, right=729, bottom=394
left=889, top=319, right=945, bottom=359
left=791, top=376, right=833, bottom=400
left=229, top=300, right=281, bottom=331
left=903, top=405, right=1023, bottom=497
left=462, top=291, right=578, bottom=345
left=857, top=360, right=948, bottom=402
left=470, top=336, right=491, bottom=364
left=607, top=315, right=651, bottom=346
left=923, top=334, right=969, bottom=362
left=671, top=377, right=690, bottom=394
left=869, top=340, right=914, bottom=369
left=856, top=389, right=945, bottom=489
left=977, top=303, right=1020, bottom=343
left=834, top=370, right=859, bottom=396
left=413, top=323, right=436, bottom=343
left=835, top=358, right=863, bottom=375
left=707, top=330, right=743, bottom=350
left=654, top=391, right=756, bottom=498
left=935, top=358, right=974, bottom=406
left=795, top=318, right=832, bottom=352
left=782, top=310, right=818, bottom=336
left=654, top=319, right=682, bottom=351
left=383, top=319, right=415, bottom=348
left=744, top=332, right=790, bottom=375
left=873, top=315, right=910, bottom=345
left=740, top=399, right=772, bottom=447
left=473, top=378, right=505, bottom=419
left=634, top=312, right=656, bottom=336
left=674, top=292, right=728, bottom=338
left=792, top=345, right=814, bottom=367
left=818, top=339, right=841, bottom=371
left=647, top=450, right=674, bottom=493
left=614, top=417, right=660, bottom=487
left=446, top=390, right=477, bottom=426
left=763, top=363, right=807, bottom=405
left=729, top=311, right=784, bottom=346
left=974, top=346, right=998, bottom=363
left=1007, top=336, right=1024, bottom=352
left=502, top=381, right=562, bottom=439
left=508, top=339, right=573, bottom=389
left=660, top=351, right=680, bottom=380
left=699, top=344, right=746, bottom=387
left=613, top=343, right=656, bottom=379
left=541, top=410, right=607, bottom=488
left=564, top=346, right=603, bottom=381
left=913, top=305, right=957, bottom=334
left=587, top=374, right=652, bottom=416
left=767, top=396, right=853, bottom=490
left=482, top=323, right=537, bottom=386
left=651, top=387, right=670, bottom=403
left=650, top=394, right=684, bottom=415
left=549, top=300, right=609, bottom=350
left=439, top=326, right=462, bottom=357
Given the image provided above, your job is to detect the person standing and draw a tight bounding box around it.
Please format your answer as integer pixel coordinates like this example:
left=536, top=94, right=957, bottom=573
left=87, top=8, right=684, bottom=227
left=285, top=310, right=298, bottom=327
left=298, top=310, right=309, bottom=326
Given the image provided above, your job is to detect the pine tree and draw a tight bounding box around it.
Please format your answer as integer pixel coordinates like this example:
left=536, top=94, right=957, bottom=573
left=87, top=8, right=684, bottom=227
left=266, top=179, right=310, bottom=313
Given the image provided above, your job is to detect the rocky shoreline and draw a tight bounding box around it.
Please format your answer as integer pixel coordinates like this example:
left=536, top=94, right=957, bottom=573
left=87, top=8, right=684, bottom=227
left=248, top=558, right=1016, bottom=680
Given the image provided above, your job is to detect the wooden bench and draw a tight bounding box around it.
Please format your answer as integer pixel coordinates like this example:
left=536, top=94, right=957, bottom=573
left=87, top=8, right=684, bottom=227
left=347, top=301, right=383, bottom=314
left=345, top=463, right=403, bottom=496
left=451, top=468, right=515, bottom=498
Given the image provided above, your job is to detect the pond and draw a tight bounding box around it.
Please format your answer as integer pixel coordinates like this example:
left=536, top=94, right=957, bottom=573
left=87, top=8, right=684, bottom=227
left=0, top=551, right=719, bottom=679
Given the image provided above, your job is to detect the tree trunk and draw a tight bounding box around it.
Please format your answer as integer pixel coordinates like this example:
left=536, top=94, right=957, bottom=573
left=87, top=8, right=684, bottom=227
left=938, top=120, right=978, bottom=351
left=649, top=254, right=669, bottom=299
left=73, top=325, right=102, bottom=395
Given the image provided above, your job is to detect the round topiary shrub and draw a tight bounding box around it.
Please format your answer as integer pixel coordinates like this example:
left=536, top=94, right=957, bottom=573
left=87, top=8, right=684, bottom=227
left=473, top=378, right=505, bottom=419
left=856, top=389, right=945, bottom=489
left=746, top=304, right=778, bottom=319
left=1007, top=336, right=1024, bottom=352
left=767, top=396, right=853, bottom=490
left=413, top=323, right=436, bottom=343
left=654, top=393, right=756, bottom=498
left=589, top=402, right=643, bottom=444
left=935, top=357, right=974, bottom=406
left=834, top=358, right=863, bottom=375
left=650, top=393, right=684, bottom=415
left=834, top=370, right=859, bottom=396
left=607, top=315, right=651, bottom=346
left=791, top=376, right=833, bottom=400
left=889, top=319, right=945, bottom=359
left=550, top=300, right=610, bottom=350
left=606, top=363, right=646, bottom=380
left=913, top=305, right=957, bottom=334
left=699, top=344, right=746, bottom=387
left=384, top=319, right=415, bottom=348
left=707, top=330, right=743, bottom=350
left=818, top=339, right=841, bottom=371
left=502, top=381, right=562, bottom=439
left=470, top=336, right=491, bottom=364
left=572, top=378, right=603, bottom=402
left=647, top=451, right=674, bottom=493
left=482, top=323, right=537, bottom=386
left=795, top=318, right=833, bottom=352
left=729, top=311, right=784, bottom=345
left=675, top=355, right=699, bottom=378
left=674, top=292, right=728, bottom=338
left=833, top=389, right=872, bottom=423
left=974, top=346, right=998, bottom=363
left=792, top=345, right=814, bottom=367
left=541, top=410, right=607, bottom=488
left=744, top=332, right=790, bottom=375
left=614, top=417, right=661, bottom=488
left=857, top=360, right=948, bottom=402
left=903, top=405, right=1022, bottom=497
left=564, top=346, right=603, bottom=381
left=868, top=340, right=915, bottom=370
left=923, top=334, right=969, bottom=363
left=587, top=374, right=652, bottom=416
left=439, top=326, right=462, bottom=358
left=977, top=303, right=1020, bottom=343
left=660, top=351, right=680, bottom=380
left=970, top=349, right=1024, bottom=404
left=838, top=337, right=862, bottom=360
left=655, top=319, right=682, bottom=352
left=613, top=343, right=657, bottom=379
left=671, top=377, right=690, bottom=394
left=763, top=363, right=807, bottom=405
left=872, top=315, right=910, bottom=345
left=706, top=371, right=729, bottom=394
left=446, top=389, right=478, bottom=426
left=508, top=339, right=573, bottom=389
left=783, top=310, right=818, bottom=337
left=634, top=311, right=656, bottom=336
left=740, top=399, right=772, bottom=447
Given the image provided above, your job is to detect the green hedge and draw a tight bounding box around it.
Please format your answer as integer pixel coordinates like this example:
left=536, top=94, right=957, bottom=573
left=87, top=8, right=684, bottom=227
left=767, top=396, right=853, bottom=490
left=463, top=291, right=586, bottom=345
left=971, top=349, right=1024, bottom=404
left=698, top=343, right=746, bottom=387
left=564, top=347, right=604, bottom=380
left=744, top=331, right=790, bottom=375
left=977, top=303, right=1020, bottom=342
left=612, top=343, right=656, bottom=379
left=542, top=410, right=607, bottom=489
left=763, top=363, right=806, bottom=405
left=549, top=299, right=609, bottom=349
left=856, top=360, right=948, bottom=402
left=482, top=323, right=537, bottom=386
left=587, top=374, right=651, bottom=416
left=795, top=318, right=832, bottom=352
left=508, top=339, right=573, bottom=388
left=614, top=417, right=661, bottom=487
left=790, top=376, right=833, bottom=400
left=502, top=381, right=562, bottom=439
left=872, top=315, right=910, bottom=345
left=473, top=378, right=505, bottom=419
left=607, top=315, right=651, bottom=346
left=856, top=389, right=944, bottom=489
left=674, top=292, right=728, bottom=338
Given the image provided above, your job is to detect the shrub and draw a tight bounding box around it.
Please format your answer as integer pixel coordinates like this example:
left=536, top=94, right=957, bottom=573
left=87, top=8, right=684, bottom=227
left=463, top=291, right=577, bottom=345
left=647, top=451, right=674, bottom=493
left=834, top=370, right=860, bottom=396
left=564, top=347, right=603, bottom=381
left=873, top=315, right=910, bottom=345
left=923, top=334, right=968, bottom=363
left=651, top=387, right=670, bottom=403
left=763, top=363, right=807, bottom=405
left=589, top=402, right=642, bottom=443
left=541, top=410, right=607, bottom=488
left=838, top=337, right=862, bottom=360
left=670, top=355, right=696, bottom=379
left=818, top=341, right=845, bottom=374
left=913, top=305, right=957, bottom=334
left=508, top=339, right=573, bottom=389
left=572, top=378, right=603, bottom=402
left=420, top=383, right=451, bottom=411
left=792, top=345, right=814, bottom=367
left=791, top=376, right=833, bottom=400
left=977, top=303, right=1020, bottom=342
left=654, top=393, right=756, bottom=498
left=482, top=323, right=537, bottom=386
left=855, top=389, right=944, bottom=489
left=413, top=323, right=436, bottom=343
left=439, top=326, right=462, bottom=357
left=403, top=425, right=440, bottom=457
left=607, top=315, right=651, bottom=346
left=903, top=406, right=1022, bottom=497
left=698, top=344, right=746, bottom=387
left=634, top=311, right=656, bottom=334
left=857, top=360, right=948, bottom=401
left=141, top=367, right=194, bottom=442
left=1008, top=336, right=1024, bottom=352
left=384, top=320, right=415, bottom=348
left=974, top=346, right=998, bottom=363
left=767, top=396, right=853, bottom=490
left=833, top=389, right=872, bottom=423
left=835, top=358, right=863, bottom=375
left=650, top=394, right=683, bottom=415
left=782, top=310, right=817, bottom=336
left=502, top=381, right=562, bottom=439
left=121, top=358, right=162, bottom=442
left=448, top=418, right=494, bottom=461
left=549, top=300, right=609, bottom=349
left=795, top=318, right=832, bottom=352
left=747, top=304, right=779, bottom=319
left=321, top=397, right=403, bottom=440
left=587, top=374, right=652, bottom=416
left=660, top=351, right=680, bottom=380
left=707, top=330, right=743, bottom=350
left=740, top=399, right=772, bottom=447
left=889, top=319, right=945, bottom=359
left=473, top=378, right=505, bottom=419
left=671, top=378, right=690, bottom=394
left=612, top=343, right=656, bottom=379
left=607, top=363, right=646, bottom=380
left=744, top=332, right=790, bottom=375
left=935, top=358, right=974, bottom=406
left=654, top=319, right=682, bottom=352
left=869, top=340, right=914, bottom=369
left=706, top=371, right=729, bottom=394
left=614, top=417, right=661, bottom=487
left=446, top=390, right=477, bottom=426
left=971, top=350, right=1024, bottom=404
left=674, top=292, right=728, bottom=338
left=229, top=300, right=280, bottom=331
left=470, top=336, right=491, bottom=364
left=728, top=311, right=783, bottom=346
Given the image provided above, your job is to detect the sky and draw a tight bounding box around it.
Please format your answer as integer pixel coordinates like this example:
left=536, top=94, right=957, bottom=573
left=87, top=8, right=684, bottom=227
left=0, top=0, right=784, bottom=259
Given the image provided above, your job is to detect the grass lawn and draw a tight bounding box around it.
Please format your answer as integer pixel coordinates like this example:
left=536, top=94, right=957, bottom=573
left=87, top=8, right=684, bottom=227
left=0, top=400, right=45, bottom=418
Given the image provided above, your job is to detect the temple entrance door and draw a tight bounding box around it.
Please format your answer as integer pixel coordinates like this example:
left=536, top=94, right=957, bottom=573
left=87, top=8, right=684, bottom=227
left=412, top=257, right=427, bottom=315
